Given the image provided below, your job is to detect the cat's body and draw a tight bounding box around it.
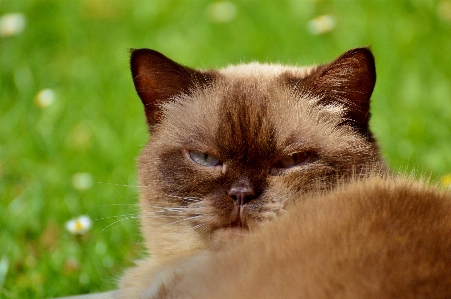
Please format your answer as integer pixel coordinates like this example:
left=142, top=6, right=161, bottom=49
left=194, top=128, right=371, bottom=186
left=158, top=176, right=451, bottom=299
left=118, top=47, right=390, bottom=298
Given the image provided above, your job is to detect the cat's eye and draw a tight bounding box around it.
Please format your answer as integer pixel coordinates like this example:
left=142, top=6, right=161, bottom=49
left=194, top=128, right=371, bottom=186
left=188, top=150, right=222, bottom=167
left=271, top=151, right=314, bottom=174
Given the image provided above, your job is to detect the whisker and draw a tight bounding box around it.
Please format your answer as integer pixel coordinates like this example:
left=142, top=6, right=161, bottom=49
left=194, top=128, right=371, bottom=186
left=191, top=223, right=205, bottom=231
left=93, top=203, right=189, bottom=215
left=131, top=205, right=187, bottom=211
left=166, top=194, right=203, bottom=203
left=99, top=216, right=139, bottom=231
left=93, top=203, right=177, bottom=211
left=163, top=207, right=190, bottom=213
left=84, top=216, right=138, bottom=249
left=94, top=203, right=141, bottom=207
left=161, top=215, right=202, bottom=227
left=142, top=213, right=186, bottom=218
left=94, top=213, right=139, bottom=220
left=148, top=206, right=203, bottom=214
left=96, top=182, right=143, bottom=189
left=95, top=211, right=196, bottom=221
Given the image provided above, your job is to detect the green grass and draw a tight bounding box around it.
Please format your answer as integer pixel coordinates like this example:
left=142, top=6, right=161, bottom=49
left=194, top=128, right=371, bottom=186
left=1, top=0, right=451, bottom=297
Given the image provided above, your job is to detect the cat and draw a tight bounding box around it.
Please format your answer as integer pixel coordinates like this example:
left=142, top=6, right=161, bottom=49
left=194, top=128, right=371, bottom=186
left=116, top=47, right=387, bottom=298
left=158, top=175, right=451, bottom=299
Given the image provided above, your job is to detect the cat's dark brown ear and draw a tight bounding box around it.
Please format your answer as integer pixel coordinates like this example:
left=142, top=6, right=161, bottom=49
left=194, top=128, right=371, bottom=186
left=130, top=49, right=213, bottom=128
left=302, top=47, right=376, bottom=136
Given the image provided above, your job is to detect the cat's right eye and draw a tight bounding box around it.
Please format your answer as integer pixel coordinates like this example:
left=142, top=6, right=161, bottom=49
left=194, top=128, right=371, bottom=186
left=188, top=150, right=222, bottom=167
left=270, top=151, right=315, bottom=175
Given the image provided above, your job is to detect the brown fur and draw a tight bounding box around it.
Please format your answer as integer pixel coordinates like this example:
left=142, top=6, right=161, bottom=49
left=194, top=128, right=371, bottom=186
left=117, top=48, right=387, bottom=298
left=162, top=176, right=451, bottom=299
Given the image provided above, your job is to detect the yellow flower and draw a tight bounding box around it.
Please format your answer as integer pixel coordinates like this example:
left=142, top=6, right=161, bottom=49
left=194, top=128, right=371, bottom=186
left=441, top=174, right=451, bottom=189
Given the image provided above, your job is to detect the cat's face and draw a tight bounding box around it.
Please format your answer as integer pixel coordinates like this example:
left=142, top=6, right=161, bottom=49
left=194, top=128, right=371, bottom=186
left=131, top=48, right=385, bottom=248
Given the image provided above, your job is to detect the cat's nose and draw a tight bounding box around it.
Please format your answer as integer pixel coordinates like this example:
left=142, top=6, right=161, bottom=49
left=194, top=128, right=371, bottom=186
left=229, top=179, right=256, bottom=206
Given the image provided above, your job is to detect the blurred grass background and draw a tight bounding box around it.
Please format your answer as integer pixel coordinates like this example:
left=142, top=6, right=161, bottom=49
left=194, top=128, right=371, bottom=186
left=1, top=0, right=451, bottom=297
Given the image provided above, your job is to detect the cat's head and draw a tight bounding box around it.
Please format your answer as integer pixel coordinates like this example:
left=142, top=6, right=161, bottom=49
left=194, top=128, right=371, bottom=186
left=130, top=48, right=385, bottom=248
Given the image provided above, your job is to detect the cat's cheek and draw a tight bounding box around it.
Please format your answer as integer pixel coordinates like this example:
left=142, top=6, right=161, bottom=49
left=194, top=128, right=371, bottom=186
left=262, top=175, right=310, bottom=207
left=187, top=163, right=224, bottom=180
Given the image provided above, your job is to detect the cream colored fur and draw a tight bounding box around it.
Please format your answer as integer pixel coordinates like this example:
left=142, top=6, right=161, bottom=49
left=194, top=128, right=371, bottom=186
left=117, top=48, right=386, bottom=298
left=151, top=176, right=451, bottom=299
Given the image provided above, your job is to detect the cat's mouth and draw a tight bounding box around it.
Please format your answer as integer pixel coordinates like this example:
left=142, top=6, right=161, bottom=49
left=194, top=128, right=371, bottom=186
left=229, top=206, right=248, bottom=229
left=215, top=208, right=249, bottom=245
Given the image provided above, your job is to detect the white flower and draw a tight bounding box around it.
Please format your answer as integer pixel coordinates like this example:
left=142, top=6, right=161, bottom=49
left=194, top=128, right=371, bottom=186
left=307, top=14, right=336, bottom=35
left=72, top=173, right=94, bottom=190
left=65, top=215, right=92, bottom=235
left=207, top=1, right=237, bottom=23
left=0, top=256, right=9, bottom=287
left=34, top=89, right=56, bottom=108
left=0, top=13, right=26, bottom=37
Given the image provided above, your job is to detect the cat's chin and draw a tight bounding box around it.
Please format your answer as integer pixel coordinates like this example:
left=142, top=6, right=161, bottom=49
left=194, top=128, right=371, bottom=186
left=211, top=227, right=249, bottom=248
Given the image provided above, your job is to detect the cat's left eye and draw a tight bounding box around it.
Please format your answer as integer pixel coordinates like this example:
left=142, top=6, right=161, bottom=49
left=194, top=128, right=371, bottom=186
left=271, top=151, right=314, bottom=174
left=188, top=150, right=222, bottom=167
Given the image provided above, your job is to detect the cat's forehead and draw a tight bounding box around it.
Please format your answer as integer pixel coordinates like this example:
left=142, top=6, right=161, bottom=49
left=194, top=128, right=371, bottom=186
left=218, top=62, right=318, bottom=81
left=159, top=62, right=343, bottom=154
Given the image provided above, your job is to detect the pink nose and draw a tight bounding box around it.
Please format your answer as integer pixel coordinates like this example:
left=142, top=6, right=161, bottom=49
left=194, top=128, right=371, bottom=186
left=228, top=179, right=255, bottom=206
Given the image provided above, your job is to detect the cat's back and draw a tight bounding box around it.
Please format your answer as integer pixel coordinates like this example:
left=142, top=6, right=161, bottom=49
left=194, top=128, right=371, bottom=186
left=284, top=176, right=451, bottom=299
left=177, top=176, right=451, bottom=299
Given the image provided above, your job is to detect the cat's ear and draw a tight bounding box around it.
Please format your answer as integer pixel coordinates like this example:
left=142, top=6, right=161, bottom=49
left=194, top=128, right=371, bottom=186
left=130, top=49, right=213, bottom=128
left=302, top=47, right=376, bottom=134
